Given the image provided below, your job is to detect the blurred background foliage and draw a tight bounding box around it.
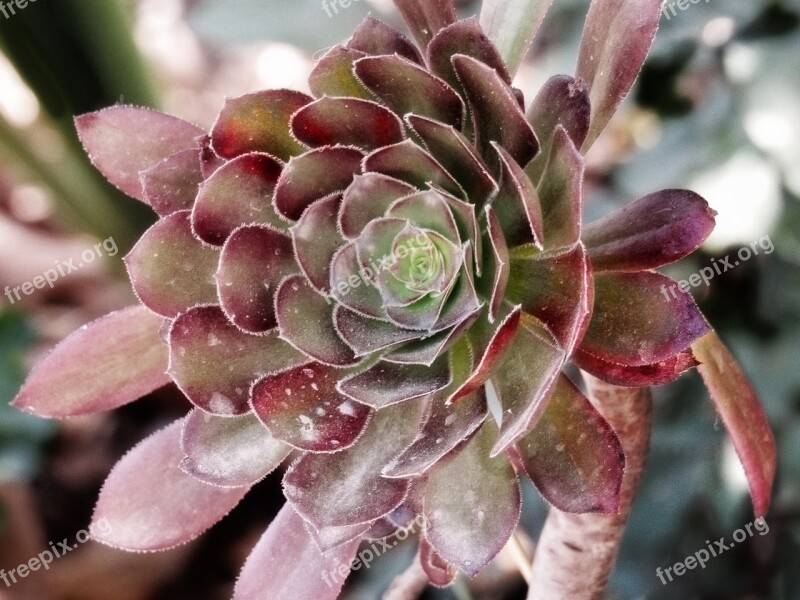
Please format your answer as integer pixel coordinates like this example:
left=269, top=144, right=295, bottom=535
left=0, top=0, right=799, bottom=598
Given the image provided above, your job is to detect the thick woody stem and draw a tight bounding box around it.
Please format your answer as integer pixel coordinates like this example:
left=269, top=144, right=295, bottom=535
left=383, top=553, right=429, bottom=600
left=526, top=375, right=654, bottom=600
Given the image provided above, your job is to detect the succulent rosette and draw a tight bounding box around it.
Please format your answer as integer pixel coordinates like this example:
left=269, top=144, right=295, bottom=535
left=12, top=0, right=775, bottom=596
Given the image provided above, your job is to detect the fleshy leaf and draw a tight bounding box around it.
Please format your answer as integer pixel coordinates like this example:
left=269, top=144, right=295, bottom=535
left=583, top=189, right=716, bottom=272
left=386, top=190, right=460, bottom=243
left=339, top=173, right=416, bottom=239
left=140, top=149, right=204, bottom=217
left=347, top=16, right=423, bottom=63
left=576, top=348, right=698, bottom=387
left=169, top=306, right=307, bottom=415
left=75, top=106, right=204, bottom=201
left=329, top=243, right=387, bottom=319
left=393, top=0, right=457, bottom=49
left=338, top=358, right=450, bottom=409
left=490, top=142, right=544, bottom=248
left=233, top=504, right=359, bottom=600
left=92, top=420, right=248, bottom=551
left=424, top=420, right=521, bottom=577
left=576, top=0, right=662, bottom=150
left=483, top=206, right=510, bottom=321
left=515, top=375, right=624, bottom=513
left=308, top=46, right=372, bottom=100
left=305, top=520, right=373, bottom=553
left=283, top=401, right=426, bottom=528
left=479, top=0, right=554, bottom=76
left=181, top=410, right=290, bottom=488
left=12, top=306, right=169, bottom=418
left=334, top=306, right=419, bottom=356
left=252, top=362, right=372, bottom=453
left=192, top=153, right=286, bottom=246
left=579, top=271, right=711, bottom=367
left=211, top=90, right=311, bottom=161
left=420, top=539, right=458, bottom=587
left=125, top=211, right=219, bottom=318
left=692, top=332, right=776, bottom=517
left=537, top=126, right=584, bottom=250
left=292, top=194, right=346, bottom=293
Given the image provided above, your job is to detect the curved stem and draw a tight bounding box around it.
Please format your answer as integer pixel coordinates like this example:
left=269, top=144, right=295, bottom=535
left=383, top=552, right=429, bottom=600
left=527, top=375, right=653, bottom=599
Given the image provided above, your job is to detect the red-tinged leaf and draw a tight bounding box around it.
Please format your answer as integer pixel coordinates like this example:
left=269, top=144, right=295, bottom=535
left=692, top=332, right=776, bottom=517
left=192, top=153, right=286, bottom=246
left=169, top=306, right=307, bottom=415
left=12, top=307, right=168, bottom=418
left=452, top=54, right=539, bottom=170
left=386, top=190, right=461, bottom=243
left=75, top=107, right=204, bottom=201
left=140, top=149, right=204, bottom=217
left=181, top=410, right=290, bottom=488
left=292, top=97, right=405, bottom=151
left=483, top=206, right=510, bottom=321
left=583, top=189, right=717, bottom=272
left=252, top=362, right=371, bottom=453
left=507, top=244, right=593, bottom=352
left=339, top=173, right=416, bottom=239
left=338, top=358, right=450, bottom=409
left=233, top=504, right=360, bottom=600
left=434, top=191, right=483, bottom=273
left=354, top=55, right=464, bottom=129
left=515, top=374, right=625, bottom=513
left=274, top=147, right=364, bottom=221
left=283, top=401, right=426, bottom=528
left=305, top=520, right=373, bottom=553
left=217, top=225, right=296, bottom=334
left=579, top=271, right=711, bottom=367
left=92, top=420, right=248, bottom=551
left=407, top=115, right=497, bottom=206
left=198, top=134, right=226, bottom=178
left=211, top=90, right=311, bottom=161
left=125, top=211, right=219, bottom=318
left=291, top=194, right=346, bottom=294
left=576, top=348, right=698, bottom=387
left=490, top=143, right=544, bottom=248
left=479, top=0, right=554, bottom=75
left=393, top=0, right=458, bottom=48
left=334, top=306, right=420, bottom=356
left=576, top=0, right=662, bottom=150
left=424, top=420, right=521, bottom=577
left=329, top=243, right=387, bottom=319
left=420, top=539, right=458, bottom=587
left=525, top=75, right=591, bottom=183
left=363, top=140, right=464, bottom=199
left=348, top=15, right=423, bottom=63
left=308, top=46, right=372, bottom=100
left=276, top=275, right=358, bottom=367
left=537, top=126, right=584, bottom=250
left=491, top=314, right=566, bottom=455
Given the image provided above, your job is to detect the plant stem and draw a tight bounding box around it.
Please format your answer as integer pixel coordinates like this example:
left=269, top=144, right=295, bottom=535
left=526, top=375, right=653, bottom=599
left=383, top=553, right=429, bottom=600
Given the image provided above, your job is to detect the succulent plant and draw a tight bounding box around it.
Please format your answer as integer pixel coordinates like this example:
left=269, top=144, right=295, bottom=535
left=12, top=0, right=776, bottom=597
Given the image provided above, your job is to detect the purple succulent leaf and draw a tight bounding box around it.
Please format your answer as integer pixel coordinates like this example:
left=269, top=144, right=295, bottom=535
left=75, top=106, right=204, bottom=202
left=274, top=146, right=364, bottom=221
left=198, top=134, right=226, bottom=179
left=692, top=332, right=777, bottom=517
left=217, top=225, right=297, bottom=334
left=387, top=190, right=461, bottom=243
left=233, top=504, right=360, bottom=600
left=576, top=0, right=662, bottom=151
left=364, top=518, right=400, bottom=541
left=578, top=271, right=711, bottom=367
left=192, top=153, right=286, bottom=246
left=139, top=148, right=204, bottom=217
left=537, top=126, right=584, bottom=251
left=347, top=15, right=424, bottom=63
left=424, top=419, right=521, bottom=577
left=483, top=206, right=510, bottom=322
left=338, top=357, right=450, bottom=409
left=339, top=173, right=416, bottom=239
left=168, top=306, right=307, bottom=415
left=514, top=374, right=625, bottom=513
left=575, top=347, right=699, bottom=387
left=125, top=211, right=220, bottom=318
left=291, top=193, right=346, bottom=294
left=283, top=400, right=426, bottom=528
left=304, top=519, right=374, bottom=553
left=251, top=362, right=372, bottom=453
left=291, top=96, right=405, bottom=151
left=433, top=190, right=484, bottom=274
left=354, top=55, right=465, bottom=129
left=490, top=142, right=544, bottom=248
left=392, top=0, right=458, bottom=49
left=276, top=275, right=359, bottom=367
left=525, top=75, right=591, bottom=183
left=479, top=0, right=555, bottom=76
left=329, top=243, right=388, bottom=319
left=12, top=306, right=169, bottom=418
left=363, top=140, right=465, bottom=199
left=210, top=90, right=311, bottom=161
left=491, top=313, right=566, bottom=455
left=334, top=305, right=420, bottom=356
left=451, top=54, right=539, bottom=171
left=180, top=409, right=291, bottom=488
left=308, top=46, right=372, bottom=100
left=385, top=289, right=454, bottom=332
left=92, top=420, right=248, bottom=551
left=407, top=115, right=497, bottom=207
left=583, top=189, right=717, bottom=272
left=385, top=307, right=480, bottom=366
left=420, top=538, right=458, bottom=587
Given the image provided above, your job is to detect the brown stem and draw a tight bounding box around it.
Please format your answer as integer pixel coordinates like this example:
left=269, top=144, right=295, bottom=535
left=382, top=553, right=429, bottom=600
left=527, top=375, right=654, bottom=599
